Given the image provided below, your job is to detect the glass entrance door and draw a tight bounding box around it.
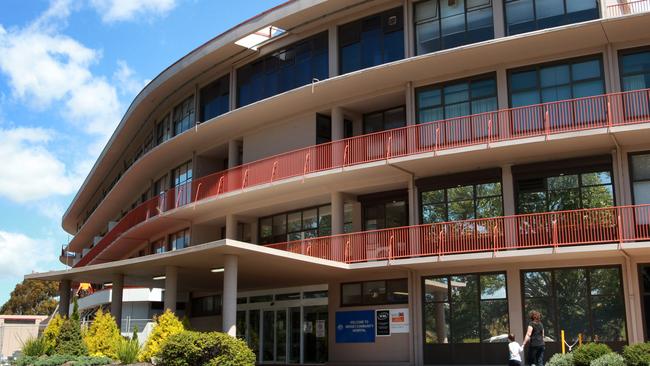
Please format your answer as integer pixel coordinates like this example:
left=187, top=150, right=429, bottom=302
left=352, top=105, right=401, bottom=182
left=261, top=309, right=288, bottom=364
left=303, top=305, right=328, bottom=364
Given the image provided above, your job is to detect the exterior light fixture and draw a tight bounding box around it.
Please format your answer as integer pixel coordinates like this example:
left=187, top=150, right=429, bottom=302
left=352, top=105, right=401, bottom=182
left=211, top=267, right=225, bottom=273
left=153, top=275, right=166, bottom=280
left=103, top=282, right=113, bottom=287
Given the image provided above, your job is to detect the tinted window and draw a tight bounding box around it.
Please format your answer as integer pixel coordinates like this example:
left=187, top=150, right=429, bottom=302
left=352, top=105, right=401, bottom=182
left=505, top=0, right=599, bottom=36
left=416, top=75, right=497, bottom=123
left=200, top=74, right=229, bottom=122
left=620, top=49, right=650, bottom=91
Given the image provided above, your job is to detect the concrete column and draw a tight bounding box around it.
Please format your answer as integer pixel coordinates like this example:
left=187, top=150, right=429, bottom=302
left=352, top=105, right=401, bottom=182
left=408, top=177, right=418, bottom=226
left=331, top=192, right=345, bottom=235
left=493, top=0, right=506, bottom=38
left=164, top=266, right=178, bottom=313
left=250, top=220, right=259, bottom=244
left=506, top=266, right=524, bottom=342
left=58, top=280, right=71, bottom=317
left=222, top=255, right=238, bottom=337
left=406, top=82, right=416, bottom=126
left=226, top=214, right=238, bottom=240
left=331, top=107, right=344, bottom=141
left=496, top=67, right=509, bottom=110
left=110, top=274, right=124, bottom=329
left=228, top=140, right=240, bottom=168
left=403, top=0, right=415, bottom=58
left=502, top=165, right=517, bottom=247
left=352, top=201, right=363, bottom=232
left=328, top=25, right=338, bottom=78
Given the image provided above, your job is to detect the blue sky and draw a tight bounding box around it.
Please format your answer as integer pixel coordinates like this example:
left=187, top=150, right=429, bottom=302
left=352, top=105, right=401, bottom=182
left=0, top=0, right=285, bottom=306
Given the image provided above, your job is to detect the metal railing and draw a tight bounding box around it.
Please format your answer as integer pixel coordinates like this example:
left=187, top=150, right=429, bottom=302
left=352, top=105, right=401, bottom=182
left=607, top=0, right=650, bottom=16
left=266, top=205, right=650, bottom=263
left=75, top=88, right=650, bottom=267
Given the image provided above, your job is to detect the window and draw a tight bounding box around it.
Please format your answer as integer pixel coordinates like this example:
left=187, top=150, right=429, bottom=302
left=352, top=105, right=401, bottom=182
left=171, top=161, right=192, bottom=207
left=363, top=106, right=406, bottom=134
left=619, top=49, right=650, bottom=120
left=156, top=115, right=171, bottom=145
left=316, top=114, right=331, bottom=144
left=630, top=153, right=650, bottom=205
left=504, top=0, right=599, bottom=36
left=172, top=95, right=195, bottom=136
left=341, top=278, right=408, bottom=306
left=522, top=266, right=626, bottom=342
left=237, top=32, right=328, bottom=107
left=200, top=74, right=230, bottom=122
left=414, top=0, right=494, bottom=55
left=259, top=205, right=332, bottom=244
left=339, top=8, right=404, bottom=75
left=169, top=228, right=190, bottom=250
left=361, top=191, right=408, bottom=230
left=423, top=272, right=508, bottom=344
left=508, top=56, right=605, bottom=133
left=421, top=182, right=502, bottom=223
left=151, top=238, right=166, bottom=254
left=191, top=295, right=221, bottom=317
left=416, top=75, right=497, bottom=124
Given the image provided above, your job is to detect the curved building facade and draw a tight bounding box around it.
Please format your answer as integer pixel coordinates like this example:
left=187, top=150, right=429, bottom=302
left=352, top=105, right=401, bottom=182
left=28, top=0, right=650, bottom=364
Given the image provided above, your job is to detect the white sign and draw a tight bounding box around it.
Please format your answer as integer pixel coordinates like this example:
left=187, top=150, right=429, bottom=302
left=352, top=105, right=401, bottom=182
left=390, top=308, right=409, bottom=333
left=316, top=319, right=326, bottom=338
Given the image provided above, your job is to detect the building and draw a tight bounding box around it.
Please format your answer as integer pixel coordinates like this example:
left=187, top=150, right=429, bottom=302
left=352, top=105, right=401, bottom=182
left=0, top=315, right=48, bottom=361
left=26, top=0, right=650, bottom=364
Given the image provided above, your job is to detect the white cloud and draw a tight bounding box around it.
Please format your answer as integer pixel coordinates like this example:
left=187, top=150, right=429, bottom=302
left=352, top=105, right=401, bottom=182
left=0, top=231, right=58, bottom=278
left=89, top=0, right=178, bottom=23
left=0, top=127, right=83, bottom=203
left=114, top=60, right=144, bottom=97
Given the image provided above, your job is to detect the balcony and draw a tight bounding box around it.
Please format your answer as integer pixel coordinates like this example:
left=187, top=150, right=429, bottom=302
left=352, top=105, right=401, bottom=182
left=607, top=0, right=650, bottom=17
left=266, top=204, right=650, bottom=263
left=74, top=88, right=650, bottom=268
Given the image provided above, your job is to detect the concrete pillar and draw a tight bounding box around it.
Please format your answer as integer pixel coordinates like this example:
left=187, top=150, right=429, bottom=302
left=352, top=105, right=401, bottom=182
left=328, top=25, right=338, bottom=78
left=403, top=0, right=415, bottom=58
left=408, top=177, right=418, bottom=226
left=164, top=266, right=178, bottom=313
left=502, top=165, right=517, bottom=247
left=228, top=140, right=240, bottom=168
left=250, top=220, right=259, bottom=244
left=331, top=192, right=345, bottom=235
left=110, top=274, right=124, bottom=329
left=226, top=214, right=238, bottom=240
left=331, top=107, right=344, bottom=141
left=406, top=82, right=416, bottom=126
left=496, top=67, right=509, bottom=110
left=506, top=266, right=524, bottom=342
left=222, top=255, right=238, bottom=337
left=58, top=280, right=71, bottom=317
left=493, top=0, right=506, bottom=38
left=352, top=201, right=363, bottom=232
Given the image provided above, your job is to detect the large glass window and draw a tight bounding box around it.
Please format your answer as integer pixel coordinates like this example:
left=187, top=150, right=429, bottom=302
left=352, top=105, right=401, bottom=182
left=416, top=75, right=497, bottom=124
left=361, top=192, right=408, bottom=230
left=363, top=106, right=406, bottom=133
left=504, top=0, right=599, bottom=36
left=522, top=266, right=626, bottom=343
left=259, top=205, right=332, bottom=244
left=172, top=161, right=192, bottom=207
left=414, top=0, right=493, bottom=55
left=421, top=181, right=502, bottom=223
left=172, top=95, right=195, bottom=136
left=155, top=115, right=171, bottom=145
left=339, top=8, right=404, bottom=75
left=237, top=32, right=328, bottom=107
left=200, top=74, right=229, bottom=122
left=620, top=49, right=650, bottom=91
left=423, top=272, right=508, bottom=344
left=630, top=153, right=650, bottom=205
left=191, top=294, right=221, bottom=317
left=341, top=278, right=408, bottom=306
left=169, top=228, right=190, bottom=250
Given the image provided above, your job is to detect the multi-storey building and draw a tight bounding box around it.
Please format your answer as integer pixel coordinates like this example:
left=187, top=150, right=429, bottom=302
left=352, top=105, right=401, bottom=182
left=27, top=0, right=650, bottom=364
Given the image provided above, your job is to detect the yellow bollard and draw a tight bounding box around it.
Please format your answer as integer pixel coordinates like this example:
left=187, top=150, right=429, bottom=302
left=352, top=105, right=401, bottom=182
left=561, top=330, right=566, bottom=354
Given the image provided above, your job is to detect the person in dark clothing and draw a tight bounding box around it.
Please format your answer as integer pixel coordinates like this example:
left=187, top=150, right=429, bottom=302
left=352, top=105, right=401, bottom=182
left=523, top=310, right=545, bottom=366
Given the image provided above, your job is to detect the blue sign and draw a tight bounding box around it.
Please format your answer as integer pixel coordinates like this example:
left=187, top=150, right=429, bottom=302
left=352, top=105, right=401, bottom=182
left=335, top=310, right=375, bottom=343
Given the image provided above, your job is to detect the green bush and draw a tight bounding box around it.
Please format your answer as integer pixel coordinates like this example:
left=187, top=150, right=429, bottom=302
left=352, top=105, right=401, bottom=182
left=547, top=352, right=574, bottom=366
left=42, top=314, right=64, bottom=355
left=32, top=354, right=75, bottom=366
left=70, top=356, right=112, bottom=366
left=623, top=343, right=650, bottom=366
left=159, top=331, right=255, bottom=366
left=14, top=356, right=37, bottom=366
left=590, top=352, right=625, bottom=366
left=21, top=337, right=48, bottom=357
left=116, top=337, right=140, bottom=364
left=55, top=318, right=88, bottom=356
left=573, top=343, right=612, bottom=366
left=13, top=355, right=111, bottom=366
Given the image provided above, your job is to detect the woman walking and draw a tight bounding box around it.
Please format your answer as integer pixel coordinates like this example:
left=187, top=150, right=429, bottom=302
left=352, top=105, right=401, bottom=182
left=523, top=310, right=545, bottom=366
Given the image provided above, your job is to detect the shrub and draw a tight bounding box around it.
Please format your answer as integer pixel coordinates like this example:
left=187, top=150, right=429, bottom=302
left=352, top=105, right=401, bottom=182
left=590, top=352, right=625, bottom=366
left=573, top=343, right=612, bottom=366
left=83, top=309, right=121, bottom=359
left=623, top=343, right=650, bottom=366
left=21, top=337, right=48, bottom=357
left=13, top=355, right=112, bottom=366
left=158, top=331, right=255, bottom=366
left=138, top=310, right=184, bottom=362
left=42, top=314, right=64, bottom=355
left=71, top=356, right=112, bottom=366
left=14, top=355, right=37, bottom=366
left=55, top=318, right=88, bottom=356
left=116, top=337, right=140, bottom=364
left=546, top=352, right=574, bottom=366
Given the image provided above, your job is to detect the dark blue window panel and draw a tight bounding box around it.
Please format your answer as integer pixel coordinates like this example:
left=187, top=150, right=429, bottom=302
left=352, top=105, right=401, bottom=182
left=199, top=74, right=230, bottom=122
left=338, top=7, right=405, bottom=75
left=236, top=32, right=329, bottom=108
left=504, top=0, right=599, bottom=36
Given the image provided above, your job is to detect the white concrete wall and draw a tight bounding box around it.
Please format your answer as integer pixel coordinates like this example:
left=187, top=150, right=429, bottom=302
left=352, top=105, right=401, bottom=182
left=242, top=113, right=316, bottom=163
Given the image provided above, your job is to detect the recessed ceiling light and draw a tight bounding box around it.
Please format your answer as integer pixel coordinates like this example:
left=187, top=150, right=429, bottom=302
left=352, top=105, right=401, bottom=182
left=211, top=268, right=225, bottom=273
left=153, top=275, right=166, bottom=280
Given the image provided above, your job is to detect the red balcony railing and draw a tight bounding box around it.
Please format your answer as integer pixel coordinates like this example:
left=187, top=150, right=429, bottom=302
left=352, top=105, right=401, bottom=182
left=607, top=0, right=650, bottom=16
left=74, top=88, right=650, bottom=267
left=266, top=205, right=650, bottom=263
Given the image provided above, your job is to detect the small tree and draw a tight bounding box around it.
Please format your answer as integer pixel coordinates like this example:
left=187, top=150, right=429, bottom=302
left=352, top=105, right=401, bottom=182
left=71, top=296, right=80, bottom=323
left=139, top=310, right=184, bottom=362
left=42, top=313, right=65, bottom=355
left=55, top=318, right=88, bottom=356
left=84, top=308, right=121, bottom=359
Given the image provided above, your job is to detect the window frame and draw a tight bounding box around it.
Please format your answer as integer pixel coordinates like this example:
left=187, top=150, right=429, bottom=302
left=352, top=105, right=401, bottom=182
left=503, top=0, right=600, bottom=36
left=341, top=278, right=409, bottom=307
left=362, top=105, right=407, bottom=134
left=258, top=204, right=333, bottom=245
left=628, top=150, right=650, bottom=205
left=172, top=95, right=196, bottom=136
left=199, top=73, right=230, bottom=122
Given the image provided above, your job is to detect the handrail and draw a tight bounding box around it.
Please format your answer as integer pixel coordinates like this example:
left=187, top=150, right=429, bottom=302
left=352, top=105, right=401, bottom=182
left=607, top=0, right=650, bottom=16
left=74, top=88, right=650, bottom=267
left=265, top=204, right=650, bottom=263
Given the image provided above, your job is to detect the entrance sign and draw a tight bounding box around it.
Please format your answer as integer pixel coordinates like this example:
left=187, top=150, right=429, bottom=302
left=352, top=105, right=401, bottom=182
left=376, top=309, right=390, bottom=336
left=390, top=308, right=409, bottom=333
left=335, top=310, right=375, bottom=343
left=316, top=319, right=326, bottom=338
